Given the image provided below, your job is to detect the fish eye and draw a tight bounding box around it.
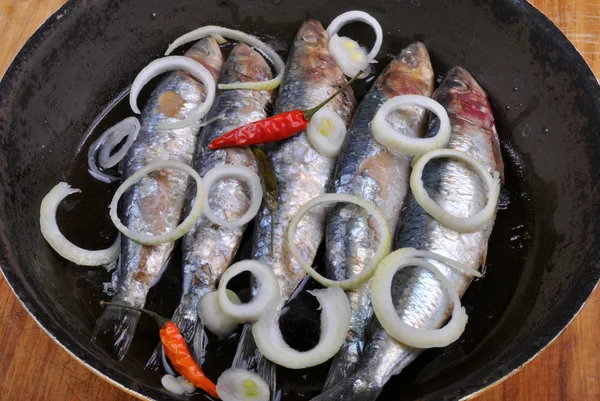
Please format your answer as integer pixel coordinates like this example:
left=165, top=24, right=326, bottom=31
left=446, top=79, right=470, bottom=93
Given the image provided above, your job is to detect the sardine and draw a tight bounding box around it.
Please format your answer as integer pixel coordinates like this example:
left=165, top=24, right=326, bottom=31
left=312, top=66, right=503, bottom=401
left=323, top=42, right=434, bottom=389
left=145, top=43, right=273, bottom=368
left=92, top=38, right=224, bottom=360
left=232, top=20, right=356, bottom=396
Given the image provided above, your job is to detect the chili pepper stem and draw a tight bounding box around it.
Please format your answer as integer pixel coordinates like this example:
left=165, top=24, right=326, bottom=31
left=100, top=301, right=169, bottom=327
left=302, top=69, right=364, bottom=120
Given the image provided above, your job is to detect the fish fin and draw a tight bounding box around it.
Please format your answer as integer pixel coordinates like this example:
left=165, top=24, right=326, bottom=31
left=146, top=293, right=199, bottom=369
left=191, top=320, right=208, bottom=365
left=233, top=324, right=278, bottom=398
left=311, top=374, right=383, bottom=401
left=323, top=356, right=353, bottom=389
left=92, top=305, right=141, bottom=361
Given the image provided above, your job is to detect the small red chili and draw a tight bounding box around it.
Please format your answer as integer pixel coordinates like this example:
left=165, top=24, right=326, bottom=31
left=100, top=301, right=219, bottom=399
left=208, top=70, right=363, bottom=149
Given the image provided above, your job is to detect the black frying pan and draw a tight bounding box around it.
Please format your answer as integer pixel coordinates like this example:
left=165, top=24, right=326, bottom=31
left=1, top=0, right=599, bottom=400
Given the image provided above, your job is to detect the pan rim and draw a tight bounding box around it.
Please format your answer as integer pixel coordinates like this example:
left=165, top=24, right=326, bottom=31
left=0, top=0, right=598, bottom=400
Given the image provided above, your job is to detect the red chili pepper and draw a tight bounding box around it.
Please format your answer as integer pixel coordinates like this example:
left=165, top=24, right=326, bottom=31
left=208, top=70, right=363, bottom=149
left=100, top=301, right=219, bottom=399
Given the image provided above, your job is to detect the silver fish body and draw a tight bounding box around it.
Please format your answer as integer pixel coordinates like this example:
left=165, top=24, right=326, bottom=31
left=232, top=19, right=356, bottom=396
left=161, top=44, right=273, bottom=364
left=312, top=66, right=503, bottom=401
left=93, top=37, right=224, bottom=360
left=323, top=42, right=434, bottom=388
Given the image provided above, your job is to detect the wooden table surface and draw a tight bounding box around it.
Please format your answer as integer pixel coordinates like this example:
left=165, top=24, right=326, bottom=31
left=0, top=0, right=599, bottom=400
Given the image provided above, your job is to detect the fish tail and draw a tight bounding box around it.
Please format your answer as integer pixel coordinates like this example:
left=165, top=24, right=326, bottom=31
left=92, top=304, right=141, bottom=361
left=311, top=373, right=383, bottom=401
left=233, top=324, right=278, bottom=397
left=146, top=292, right=200, bottom=369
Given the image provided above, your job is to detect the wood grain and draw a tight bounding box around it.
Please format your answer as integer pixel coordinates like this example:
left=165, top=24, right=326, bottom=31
left=0, top=0, right=598, bottom=400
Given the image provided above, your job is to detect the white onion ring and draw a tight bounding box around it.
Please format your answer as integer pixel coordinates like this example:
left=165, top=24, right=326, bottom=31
left=109, top=160, right=204, bottom=245
left=129, top=56, right=216, bottom=130
left=326, top=11, right=383, bottom=60
left=197, top=290, right=241, bottom=336
left=410, top=149, right=500, bottom=232
left=371, top=252, right=468, bottom=348
left=287, top=194, right=391, bottom=289
left=202, top=165, right=262, bottom=228
left=98, top=117, right=141, bottom=169
left=306, top=108, right=348, bottom=158
left=372, top=95, right=451, bottom=156
left=217, top=368, right=270, bottom=401
left=165, top=26, right=285, bottom=91
left=217, top=260, right=280, bottom=323
left=40, top=182, right=119, bottom=266
left=326, top=11, right=383, bottom=77
left=161, top=374, right=186, bottom=396
left=252, top=287, right=351, bottom=369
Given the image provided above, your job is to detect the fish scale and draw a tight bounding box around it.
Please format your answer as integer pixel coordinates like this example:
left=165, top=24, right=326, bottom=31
left=311, top=66, right=503, bottom=401
left=323, top=42, right=435, bottom=389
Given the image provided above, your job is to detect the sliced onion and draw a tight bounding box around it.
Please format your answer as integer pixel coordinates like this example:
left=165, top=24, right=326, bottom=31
left=197, top=290, right=241, bottom=337
left=129, top=56, right=216, bottom=130
left=97, top=117, right=141, bottom=169
left=329, top=35, right=371, bottom=78
left=252, top=287, right=351, bottom=369
left=202, top=165, right=262, bottom=228
left=326, top=11, right=383, bottom=77
left=109, top=160, right=204, bottom=245
left=306, top=108, right=348, bottom=158
left=217, top=368, right=270, bottom=401
left=40, top=182, right=119, bottom=266
left=177, top=376, right=196, bottom=395
left=394, top=247, right=482, bottom=277
left=287, top=194, right=391, bottom=289
left=217, top=260, right=280, bottom=323
left=411, top=149, right=501, bottom=232
left=161, top=374, right=186, bottom=396
left=371, top=252, right=468, bottom=348
left=372, top=95, right=451, bottom=156
left=165, top=26, right=285, bottom=91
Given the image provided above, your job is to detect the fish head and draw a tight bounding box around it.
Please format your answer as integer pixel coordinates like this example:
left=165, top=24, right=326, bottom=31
left=294, top=20, right=339, bottom=77
left=186, top=37, right=225, bottom=82
left=228, top=43, right=273, bottom=83
left=437, top=66, right=495, bottom=131
left=384, top=41, right=434, bottom=96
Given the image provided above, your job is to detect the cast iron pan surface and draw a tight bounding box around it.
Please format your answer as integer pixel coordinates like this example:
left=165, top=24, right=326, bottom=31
left=0, top=0, right=599, bottom=400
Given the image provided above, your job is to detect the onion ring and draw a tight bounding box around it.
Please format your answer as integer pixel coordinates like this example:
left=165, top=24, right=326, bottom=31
left=129, top=56, right=216, bottom=130
left=372, top=95, right=451, bottom=155
left=410, top=149, right=500, bottom=232
left=371, top=252, right=468, bottom=348
left=217, top=368, right=270, bottom=401
left=217, top=260, right=280, bottom=323
left=98, top=117, right=141, bottom=169
left=165, top=26, right=285, bottom=91
left=326, top=11, right=383, bottom=61
left=109, top=160, right=204, bottom=245
left=287, top=194, right=391, bottom=289
left=306, top=108, right=348, bottom=158
left=202, top=165, right=262, bottom=228
left=40, top=182, right=120, bottom=266
left=252, top=287, right=351, bottom=369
